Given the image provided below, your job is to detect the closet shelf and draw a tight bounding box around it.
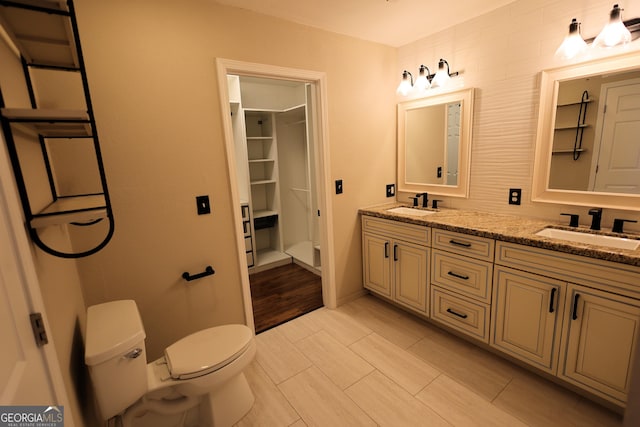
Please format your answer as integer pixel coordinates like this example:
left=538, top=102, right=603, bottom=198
left=30, top=194, right=107, bottom=228
left=0, top=0, right=79, bottom=69
left=1, top=108, right=92, bottom=137
left=250, top=179, right=276, bottom=185
left=554, top=124, right=589, bottom=131
left=253, top=209, right=278, bottom=219
left=248, top=158, right=275, bottom=163
left=556, top=98, right=594, bottom=107
left=246, top=136, right=272, bottom=141
left=552, top=149, right=587, bottom=154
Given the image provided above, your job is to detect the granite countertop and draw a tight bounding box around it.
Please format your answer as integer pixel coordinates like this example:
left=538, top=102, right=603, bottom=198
left=359, top=203, right=640, bottom=267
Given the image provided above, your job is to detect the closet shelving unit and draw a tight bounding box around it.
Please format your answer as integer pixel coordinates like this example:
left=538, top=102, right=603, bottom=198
left=0, top=0, right=114, bottom=257
left=244, top=109, right=288, bottom=268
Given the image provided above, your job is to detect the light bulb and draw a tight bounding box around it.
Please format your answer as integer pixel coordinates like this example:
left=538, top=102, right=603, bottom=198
left=555, top=18, right=587, bottom=59
left=593, top=4, right=631, bottom=48
left=396, top=70, right=413, bottom=96
left=430, top=59, right=451, bottom=89
left=414, top=65, right=431, bottom=93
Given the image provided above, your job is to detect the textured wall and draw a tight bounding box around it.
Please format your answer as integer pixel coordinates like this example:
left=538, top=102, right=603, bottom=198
left=397, top=0, right=640, bottom=229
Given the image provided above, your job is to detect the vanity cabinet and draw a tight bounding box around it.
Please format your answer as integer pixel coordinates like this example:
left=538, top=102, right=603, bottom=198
left=491, top=266, right=565, bottom=374
left=494, top=241, right=640, bottom=407
left=429, top=229, right=494, bottom=342
left=560, top=284, right=640, bottom=405
left=362, top=216, right=430, bottom=313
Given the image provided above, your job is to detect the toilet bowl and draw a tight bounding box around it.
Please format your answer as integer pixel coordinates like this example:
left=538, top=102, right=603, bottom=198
left=84, top=300, right=255, bottom=427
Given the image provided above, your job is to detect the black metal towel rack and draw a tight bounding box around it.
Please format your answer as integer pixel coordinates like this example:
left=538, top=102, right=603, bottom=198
left=182, top=266, right=215, bottom=282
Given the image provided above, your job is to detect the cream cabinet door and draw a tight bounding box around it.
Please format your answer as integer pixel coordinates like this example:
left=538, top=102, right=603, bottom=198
left=394, top=241, right=429, bottom=313
left=362, top=232, right=392, bottom=297
left=491, top=266, right=565, bottom=374
left=560, top=284, right=640, bottom=406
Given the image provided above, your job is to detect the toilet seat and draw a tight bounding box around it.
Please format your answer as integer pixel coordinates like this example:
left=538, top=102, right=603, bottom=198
left=164, top=324, right=253, bottom=380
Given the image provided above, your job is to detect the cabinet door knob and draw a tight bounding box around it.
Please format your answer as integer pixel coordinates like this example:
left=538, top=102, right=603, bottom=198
left=549, top=288, right=557, bottom=313
left=393, top=244, right=398, bottom=261
left=384, top=242, right=389, bottom=258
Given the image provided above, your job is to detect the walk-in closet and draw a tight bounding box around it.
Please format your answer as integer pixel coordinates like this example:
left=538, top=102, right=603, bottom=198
left=228, top=75, right=323, bottom=330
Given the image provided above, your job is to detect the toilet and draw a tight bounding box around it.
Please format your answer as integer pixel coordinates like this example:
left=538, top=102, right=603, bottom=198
left=84, top=300, right=256, bottom=427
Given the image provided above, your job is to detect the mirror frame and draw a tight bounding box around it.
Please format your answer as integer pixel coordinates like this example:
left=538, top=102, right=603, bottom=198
left=397, top=87, right=474, bottom=198
left=532, top=50, right=640, bottom=210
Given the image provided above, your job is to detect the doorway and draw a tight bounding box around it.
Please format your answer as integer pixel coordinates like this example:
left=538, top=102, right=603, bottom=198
left=216, top=59, right=336, bottom=333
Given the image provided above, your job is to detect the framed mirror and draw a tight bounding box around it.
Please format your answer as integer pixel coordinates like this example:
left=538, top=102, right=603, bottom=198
left=397, top=88, right=474, bottom=197
left=532, top=51, right=640, bottom=210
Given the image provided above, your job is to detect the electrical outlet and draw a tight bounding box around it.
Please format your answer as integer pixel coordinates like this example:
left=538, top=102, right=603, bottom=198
left=509, top=188, right=522, bottom=205
left=335, top=179, right=343, bottom=194
left=386, top=184, right=395, bottom=197
left=196, top=195, right=211, bottom=214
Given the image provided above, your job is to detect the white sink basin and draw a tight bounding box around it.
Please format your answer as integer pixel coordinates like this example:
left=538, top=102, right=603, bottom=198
left=535, top=228, right=640, bottom=250
left=387, top=207, right=436, bottom=217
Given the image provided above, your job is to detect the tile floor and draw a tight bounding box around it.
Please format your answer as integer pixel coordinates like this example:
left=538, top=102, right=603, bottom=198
left=235, top=294, right=624, bottom=427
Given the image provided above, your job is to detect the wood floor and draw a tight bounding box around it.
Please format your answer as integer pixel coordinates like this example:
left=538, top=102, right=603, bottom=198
left=250, top=262, right=323, bottom=333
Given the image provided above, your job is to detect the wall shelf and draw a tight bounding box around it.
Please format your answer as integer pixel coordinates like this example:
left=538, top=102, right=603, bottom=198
left=0, top=0, right=114, bottom=258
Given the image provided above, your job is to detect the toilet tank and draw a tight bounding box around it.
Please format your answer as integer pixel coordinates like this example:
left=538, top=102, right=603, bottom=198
left=85, top=300, right=147, bottom=421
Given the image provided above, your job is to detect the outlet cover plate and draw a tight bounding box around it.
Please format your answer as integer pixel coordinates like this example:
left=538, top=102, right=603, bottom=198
left=509, top=188, right=522, bottom=205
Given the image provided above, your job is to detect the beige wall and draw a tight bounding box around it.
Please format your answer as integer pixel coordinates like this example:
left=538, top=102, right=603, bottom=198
left=71, top=0, right=397, bottom=360
left=397, top=0, right=640, bottom=228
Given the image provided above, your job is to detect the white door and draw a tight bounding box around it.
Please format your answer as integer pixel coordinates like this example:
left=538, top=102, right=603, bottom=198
left=592, top=81, right=640, bottom=193
left=0, top=135, right=73, bottom=423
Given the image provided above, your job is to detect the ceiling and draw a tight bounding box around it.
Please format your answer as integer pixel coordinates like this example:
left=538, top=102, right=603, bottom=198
left=214, top=0, right=517, bottom=47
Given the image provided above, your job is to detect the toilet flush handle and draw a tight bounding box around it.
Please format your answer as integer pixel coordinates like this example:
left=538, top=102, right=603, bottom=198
left=123, top=348, right=143, bottom=359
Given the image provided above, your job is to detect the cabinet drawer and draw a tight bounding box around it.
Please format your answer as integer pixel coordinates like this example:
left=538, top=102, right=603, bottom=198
left=243, top=220, right=251, bottom=237
left=244, top=237, right=252, bottom=252
left=430, top=286, right=490, bottom=342
left=432, top=229, right=495, bottom=261
left=246, top=251, right=254, bottom=268
left=431, top=249, right=493, bottom=303
left=362, top=215, right=429, bottom=246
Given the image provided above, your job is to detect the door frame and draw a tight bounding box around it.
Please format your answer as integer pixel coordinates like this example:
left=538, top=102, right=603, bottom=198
left=215, top=58, right=336, bottom=331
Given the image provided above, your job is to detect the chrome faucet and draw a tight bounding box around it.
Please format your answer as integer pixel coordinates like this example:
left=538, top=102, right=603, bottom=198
left=588, top=208, right=602, bottom=231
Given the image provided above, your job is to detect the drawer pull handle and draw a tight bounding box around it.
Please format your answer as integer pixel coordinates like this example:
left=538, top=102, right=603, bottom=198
left=447, top=271, right=469, bottom=280
left=384, top=242, right=389, bottom=258
left=393, top=244, right=398, bottom=261
left=449, top=239, right=472, bottom=248
left=572, top=293, right=580, bottom=320
left=549, top=288, right=557, bottom=313
left=446, top=308, right=468, bottom=319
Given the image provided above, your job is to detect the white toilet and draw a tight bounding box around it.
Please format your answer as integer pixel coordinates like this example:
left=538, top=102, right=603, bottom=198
left=84, top=300, right=256, bottom=427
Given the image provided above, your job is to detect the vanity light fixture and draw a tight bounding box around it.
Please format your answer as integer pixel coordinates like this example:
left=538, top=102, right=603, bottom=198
left=555, top=18, right=588, bottom=59
left=396, top=59, right=460, bottom=95
left=430, top=59, right=459, bottom=89
left=555, top=4, right=639, bottom=59
left=593, top=4, right=631, bottom=48
left=396, top=70, right=413, bottom=96
left=413, top=65, right=432, bottom=93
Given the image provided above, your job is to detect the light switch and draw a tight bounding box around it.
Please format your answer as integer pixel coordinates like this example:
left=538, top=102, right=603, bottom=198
left=196, top=195, right=211, bottom=215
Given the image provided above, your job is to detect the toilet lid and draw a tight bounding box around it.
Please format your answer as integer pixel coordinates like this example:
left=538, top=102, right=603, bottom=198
left=164, top=324, right=253, bottom=380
